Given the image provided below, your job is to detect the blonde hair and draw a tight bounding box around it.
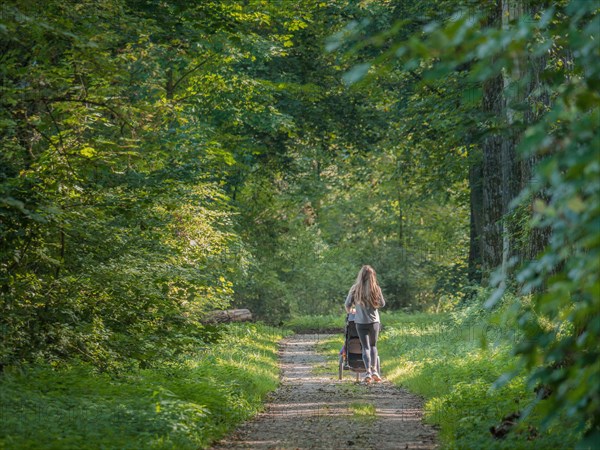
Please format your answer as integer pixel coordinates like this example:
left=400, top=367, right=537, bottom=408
left=350, top=265, right=383, bottom=309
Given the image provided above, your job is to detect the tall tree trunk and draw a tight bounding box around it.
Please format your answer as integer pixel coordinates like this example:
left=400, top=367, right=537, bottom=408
left=480, top=0, right=523, bottom=284
left=500, top=0, right=524, bottom=277
left=468, top=159, right=484, bottom=283
left=481, top=71, right=505, bottom=278
left=519, top=2, right=554, bottom=262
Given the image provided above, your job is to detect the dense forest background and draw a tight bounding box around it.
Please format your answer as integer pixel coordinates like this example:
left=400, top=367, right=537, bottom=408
left=1, top=0, right=598, bottom=446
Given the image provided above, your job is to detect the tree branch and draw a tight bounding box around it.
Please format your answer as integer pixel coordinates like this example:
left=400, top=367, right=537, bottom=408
left=170, top=56, right=212, bottom=95
left=46, top=96, right=134, bottom=129
left=5, top=107, right=76, bottom=177
left=43, top=100, right=76, bottom=175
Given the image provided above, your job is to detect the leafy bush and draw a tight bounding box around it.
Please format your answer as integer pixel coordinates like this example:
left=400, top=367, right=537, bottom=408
left=0, top=2, right=242, bottom=368
left=485, top=2, right=600, bottom=443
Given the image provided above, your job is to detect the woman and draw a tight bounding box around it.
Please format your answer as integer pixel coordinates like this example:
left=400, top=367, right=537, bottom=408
left=344, top=265, right=386, bottom=383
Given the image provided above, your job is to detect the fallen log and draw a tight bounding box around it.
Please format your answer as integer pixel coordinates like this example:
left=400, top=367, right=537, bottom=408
left=203, top=308, right=253, bottom=324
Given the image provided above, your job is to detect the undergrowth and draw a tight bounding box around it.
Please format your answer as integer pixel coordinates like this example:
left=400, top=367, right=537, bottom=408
left=308, top=308, right=584, bottom=449
left=283, top=314, right=345, bottom=333
left=377, top=309, right=584, bottom=449
left=0, top=323, right=289, bottom=449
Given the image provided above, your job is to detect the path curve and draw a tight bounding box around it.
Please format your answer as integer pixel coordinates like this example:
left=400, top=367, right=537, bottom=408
left=212, top=334, right=438, bottom=449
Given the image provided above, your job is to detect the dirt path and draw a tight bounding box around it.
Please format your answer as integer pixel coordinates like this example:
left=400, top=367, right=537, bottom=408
left=211, top=334, right=438, bottom=450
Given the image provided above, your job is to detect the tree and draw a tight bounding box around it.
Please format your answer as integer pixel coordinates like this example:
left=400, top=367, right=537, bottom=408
left=334, top=0, right=599, bottom=441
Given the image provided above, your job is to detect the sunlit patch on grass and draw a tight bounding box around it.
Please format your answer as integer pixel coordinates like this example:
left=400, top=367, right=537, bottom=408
left=283, top=315, right=345, bottom=333
left=315, top=334, right=343, bottom=356
left=311, top=361, right=338, bottom=377
left=378, top=311, right=582, bottom=449
left=0, top=323, right=287, bottom=449
left=349, top=402, right=377, bottom=421
left=381, top=357, right=420, bottom=383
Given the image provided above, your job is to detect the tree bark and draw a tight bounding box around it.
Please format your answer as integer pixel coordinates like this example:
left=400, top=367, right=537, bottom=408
left=481, top=71, right=506, bottom=277
left=520, top=3, right=553, bottom=262
left=468, top=160, right=484, bottom=283
left=479, top=0, right=523, bottom=283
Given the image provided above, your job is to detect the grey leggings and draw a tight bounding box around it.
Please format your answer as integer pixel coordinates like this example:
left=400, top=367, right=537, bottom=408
left=356, top=322, right=380, bottom=374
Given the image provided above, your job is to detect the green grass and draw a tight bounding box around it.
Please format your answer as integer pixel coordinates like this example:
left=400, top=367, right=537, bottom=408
left=377, top=311, right=583, bottom=449
left=349, top=402, right=376, bottom=421
left=307, top=329, right=343, bottom=377
left=283, top=314, right=345, bottom=333
left=0, top=323, right=290, bottom=449
left=306, top=310, right=584, bottom=448
left=313, top=333, right=344, bottom=376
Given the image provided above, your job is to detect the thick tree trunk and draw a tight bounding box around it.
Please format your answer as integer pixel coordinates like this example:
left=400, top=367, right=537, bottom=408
left=481, top=72, right=506, bottom=277
left=500, top=0, right=524, bottom=277
left=468, top=160, right=484, bottom=282
left=520, top=17, right=553, bottom=262
left=479, top=0, right=523, bottom=283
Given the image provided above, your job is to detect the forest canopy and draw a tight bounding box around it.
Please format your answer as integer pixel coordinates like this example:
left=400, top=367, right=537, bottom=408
left=1, top=0, right=471, bottom=366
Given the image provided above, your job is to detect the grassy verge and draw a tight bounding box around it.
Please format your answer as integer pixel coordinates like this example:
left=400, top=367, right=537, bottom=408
left=0, top=323, right=289, bottom=449
left=378, top=311, right=582, bottom=449
left=305, top=310, right=582, bottom=448
left=283, top=314, right=345, bottom=334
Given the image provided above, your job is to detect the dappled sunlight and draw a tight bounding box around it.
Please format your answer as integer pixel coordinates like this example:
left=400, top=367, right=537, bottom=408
left=1, top=0, right=595, bottom=447
left=383, top=358, right=422, bottom=383
left=214, top=333, right=437, bottom=449
left=376, top=407, right=424, bottom=424
left=265, top=401, right=354, bottom=419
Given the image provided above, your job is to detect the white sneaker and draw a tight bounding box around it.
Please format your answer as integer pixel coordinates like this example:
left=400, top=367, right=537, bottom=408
left=363, top=373, right=373, bottom=383
left=371, top=372, right=382, bottom=382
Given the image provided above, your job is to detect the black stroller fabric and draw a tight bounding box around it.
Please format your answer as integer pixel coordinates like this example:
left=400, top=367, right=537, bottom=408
left=339, top=313, right=381, bottom=381
left=343, top=316, right=366, bottom=371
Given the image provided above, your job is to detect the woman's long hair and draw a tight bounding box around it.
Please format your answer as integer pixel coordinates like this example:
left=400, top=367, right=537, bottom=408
left=350, top=265, right=383, bottom=308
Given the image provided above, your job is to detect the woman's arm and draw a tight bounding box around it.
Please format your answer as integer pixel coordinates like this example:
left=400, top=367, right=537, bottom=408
left=344, top=291, right=354, bottom=313
left=379, top=292, right=386, bottom=308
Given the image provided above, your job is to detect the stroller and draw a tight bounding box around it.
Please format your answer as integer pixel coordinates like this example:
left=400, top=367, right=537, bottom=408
left=338, top=313, right=381, bottom=381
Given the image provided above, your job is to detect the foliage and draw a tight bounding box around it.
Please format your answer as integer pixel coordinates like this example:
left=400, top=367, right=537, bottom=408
left=375, top=311, right=583, bottom=449
left=503, top=3, right=600, bottom=444
left=0, top=323, right=287, bottom=449
left=332, top=0, right=599, bottom=443
left=0, top=0, right=252, bottom=367
left=2, top=0, right=596, bottom=446
left=283, top=314, right=345, bottom=333
left=1, top=0, right=473, bottom=369
left=229, top=0, right=472, bottom=320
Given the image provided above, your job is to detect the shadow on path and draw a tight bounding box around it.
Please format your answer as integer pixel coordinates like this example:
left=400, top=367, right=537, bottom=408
left=211, top=334, right=438, bottom=450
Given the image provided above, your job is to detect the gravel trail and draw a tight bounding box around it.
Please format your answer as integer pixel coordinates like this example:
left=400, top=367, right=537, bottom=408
left=211, top=334, right=438, bottom=450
